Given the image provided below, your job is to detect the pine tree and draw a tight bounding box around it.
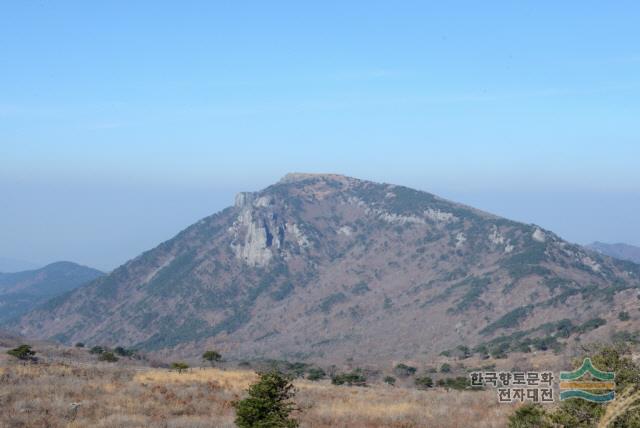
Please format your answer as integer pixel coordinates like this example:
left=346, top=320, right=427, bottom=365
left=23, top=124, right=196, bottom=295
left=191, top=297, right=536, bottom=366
left=234, top=371, right=299, bottom=428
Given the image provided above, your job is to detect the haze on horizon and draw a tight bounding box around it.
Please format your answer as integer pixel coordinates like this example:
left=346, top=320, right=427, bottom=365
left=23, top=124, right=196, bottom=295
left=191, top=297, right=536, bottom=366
left=1, top=1, right=639, bottom=271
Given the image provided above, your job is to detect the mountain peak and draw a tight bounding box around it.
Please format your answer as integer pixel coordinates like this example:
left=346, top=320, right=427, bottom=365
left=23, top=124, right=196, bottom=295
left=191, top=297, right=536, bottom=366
left=278, top=172, right=350, bottom=183
left=0, top=261, right=103, bottom=322
left=234, top=173, right=358, bottom=208
left=10, top=175, right=640, bottom=364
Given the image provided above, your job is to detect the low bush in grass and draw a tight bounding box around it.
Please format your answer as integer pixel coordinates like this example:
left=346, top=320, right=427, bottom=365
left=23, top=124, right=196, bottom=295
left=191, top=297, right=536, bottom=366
left=170, top=362, right=189, bottom=373
left=7, top=344, right=36, bottom=362
left=394, top=363, right=417, bottom=377
left=415, top=376, right=433, bottom=389
left=436, top=377, right=469, bottom=390
left=99, top=352, right=118, bottom=363
left=306, top=368, right=326, bottom=381
left=331, top=370, right=367, bottom=386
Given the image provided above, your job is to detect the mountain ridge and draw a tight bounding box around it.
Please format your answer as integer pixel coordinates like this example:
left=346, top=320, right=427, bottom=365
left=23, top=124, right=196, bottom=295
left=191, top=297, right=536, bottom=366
left=0, top=261, right=104, bottom=322
left=587, top=241, right=640, bottom=265
left=8, top=174, right=640, bottom=364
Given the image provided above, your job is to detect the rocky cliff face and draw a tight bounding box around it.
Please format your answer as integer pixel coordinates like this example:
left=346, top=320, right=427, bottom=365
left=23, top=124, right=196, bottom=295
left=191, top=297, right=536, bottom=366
left=8, top=174, right=640, bottom=364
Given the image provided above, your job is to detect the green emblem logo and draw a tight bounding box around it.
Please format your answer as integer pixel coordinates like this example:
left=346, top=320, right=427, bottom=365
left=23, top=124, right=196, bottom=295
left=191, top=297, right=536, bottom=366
left=559, top=358, right=616, bottom=402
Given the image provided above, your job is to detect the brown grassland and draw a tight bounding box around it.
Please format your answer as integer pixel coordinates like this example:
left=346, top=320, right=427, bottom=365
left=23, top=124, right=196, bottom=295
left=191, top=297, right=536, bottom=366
left=0, top=361, right=517, bottom=428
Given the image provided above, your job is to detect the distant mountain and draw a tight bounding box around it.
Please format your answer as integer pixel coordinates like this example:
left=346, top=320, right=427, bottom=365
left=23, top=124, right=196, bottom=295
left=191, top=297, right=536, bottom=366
left=587, top=242, right=640, bottom=265
left=0, top=257, right=41, bottom=273
left=0, top=262, right=103, bottom=322
left=9, top=174, right=640, bottom=364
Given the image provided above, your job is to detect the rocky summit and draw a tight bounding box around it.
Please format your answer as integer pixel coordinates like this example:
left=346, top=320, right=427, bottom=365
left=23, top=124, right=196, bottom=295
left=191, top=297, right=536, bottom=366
left=8, top=174, right=640, bottom=364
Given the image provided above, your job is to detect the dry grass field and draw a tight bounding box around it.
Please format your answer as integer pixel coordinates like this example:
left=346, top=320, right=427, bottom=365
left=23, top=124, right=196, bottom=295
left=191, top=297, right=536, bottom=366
left=0, top=360, right=518, bottom=428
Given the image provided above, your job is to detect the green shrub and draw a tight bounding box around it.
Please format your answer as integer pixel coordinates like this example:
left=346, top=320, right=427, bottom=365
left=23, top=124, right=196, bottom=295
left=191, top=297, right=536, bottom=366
left=437, top=377, right=469, bottom=390
left=383, top=296, right=393, bottom=310
left=170, top=362, right=189, bottom=373
left=263, top=361, right=310, bottom=378
left=383, top=376, right=396, bottom=385
left=480, top=305, right=534, bottom=335
left=530, top=336, right=563, bottom=352
left=455, top=345, right=472, bottom=359
left=508, top=404, right=552, bottom=428
left=74, top=342, right=85, bottom=348
left=619, top=311, right=631, bottom=321
left=447, top=276, right=491, bottom=314
left=270, top=283, right=294, bottom=301
left=331, top=371, right=367, bottom=386
left=306, top=368, right=326, bottom=381
left=89, top=346, right=105, bottom=355
left=319, top=293, right=347, bottom=313
left=351, top=281, right=370, bottom=295
left=202, top=350, right=222, bottom=366
left=114, top=346, right=135, bottom=357
left=440, top=363, right=451, bottom=373
left=394, top=363, right=417, bottom=377
left=415, top=376, right=433, bottom=389
left=577, top=317, right=607, bottom=333
left=492, top=348, right=508, bottom=359
left=99, top=352, right=118, bottom=363
left=552, top=319, right=575, bottom=338
left=7, top=344, right=36, bottom=361
left=283, top=362, right=309, bottom=378
left=234, top=371, right=299, bottom=428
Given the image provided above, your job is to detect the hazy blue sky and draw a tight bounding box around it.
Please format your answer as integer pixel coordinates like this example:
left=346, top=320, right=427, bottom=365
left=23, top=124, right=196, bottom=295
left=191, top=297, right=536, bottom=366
left=2, top=1, right=639, bottom=271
